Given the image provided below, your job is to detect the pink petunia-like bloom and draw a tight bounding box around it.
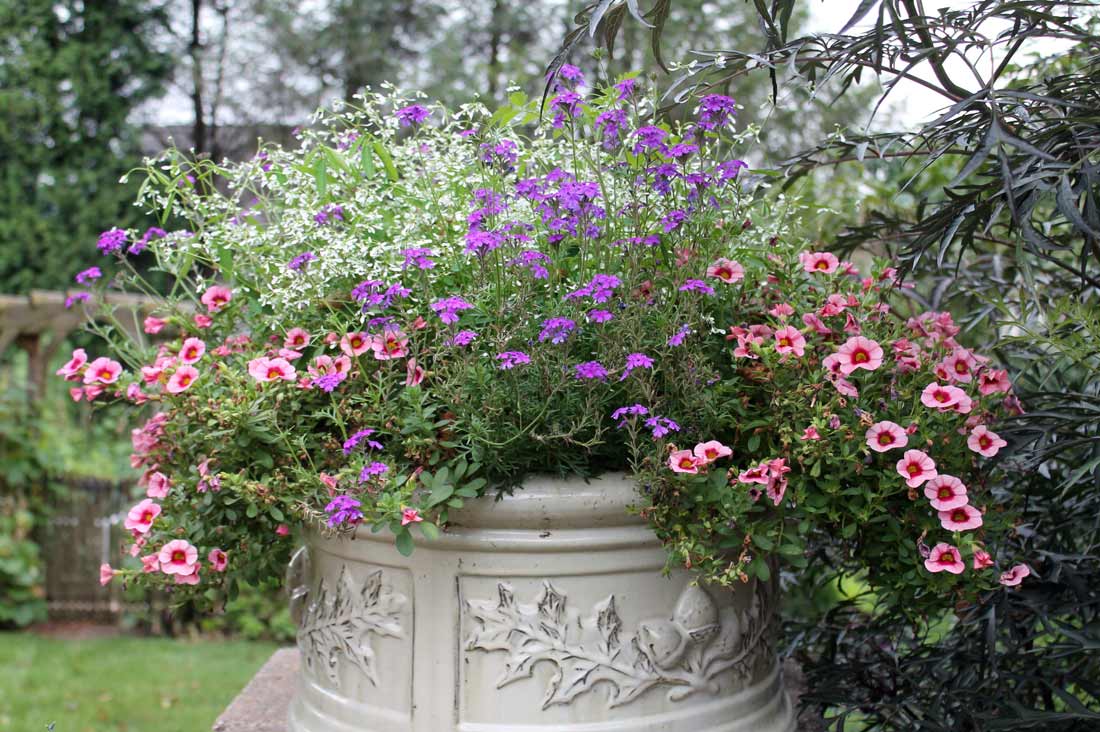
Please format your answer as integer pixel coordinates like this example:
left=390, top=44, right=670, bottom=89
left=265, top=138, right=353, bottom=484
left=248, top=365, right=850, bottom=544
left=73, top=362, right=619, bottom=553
left=405, top=358, right=425, bottom=386
left=896, top=449, right=937, bottom=488
left=967, top=425, right=1007, bottom=458
left=99, top=563, right=115, bottom=586
left=200, top=285, right=232, bottom=313
left=834, top=337, right=883, bottom=375
left=799, top=251, right=840, bottom=274
left=56, top=348, right=88, bottom=381
left=693, top=440, right=732, bottom=464
left=174, top=567, right=200, bottom=585
left=765, top=458, right=791, bottom=506
left=737, top=464, right=769, bottom=485
left=773, top=325, right=806, bottom=357
left=923, top=475, right=968, bottom=510
left=166, top=365, right=199, bottom=394
left=999, top=564, right=1030, bottom=586
left=158, top=539, right=199, bottom=576
left=978, top=368, right=1011, bottom=396
left=340, top=331, right=371, bottom=357
left=705, top=258, right=745, bottom=284
left=140, top=554, right=160, bottom=573
left=371, top=330, right=409, bottom=360
left=83, top=356, right=122, bottom=385
left=669, top=449, right=701, bottom=474
left=924, top=542, right=965, bottom=574
left=275, top=524, right=290, bottom=536
left=208, top=548, right=228, bottom=572
left=865, top=421, right=908, bottom=453
left=248, top=357, right=296, bottom=382
left=284, top=328, right=311, bottom=350
left=972, top=549, right=994, bottom=570
left=193, top=313, right=213, bottom=329
left=178, top=337, right=206, bottom=364
left=831, top=377, right=859, bottom=398
left=400, top=508, right=423, bottom=526
left=146, top=471, right=171, bottom=499
left=920, top=382, right=968, bottom=410
left=939, top=504, right=983, bottom=531
left=143, top=316, right=167, bottom=334
left=769, top=303, right=795, bottom=319
left=941, top=349, right=978, bottom=383
left=801, top=426, right=821, bottom=441
left=802, top=312, right=831, bottom=335
left=124, top=499, right=161, bottom=535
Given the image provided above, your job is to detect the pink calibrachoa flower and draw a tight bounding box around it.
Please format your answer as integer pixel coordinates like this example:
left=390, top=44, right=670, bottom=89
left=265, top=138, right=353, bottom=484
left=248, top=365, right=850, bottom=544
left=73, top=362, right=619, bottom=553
left=802, top=313, right=831, bottom=335
left=248, top=357, right=296, bottom=382
left=967, top=425, right=1007, bottom=457
left=669, top=449, right=701, bottom=474
left=737, top=464, right=769, bottom=485
left=99, top=563, right=115, bottom=586
left=924, top=542, right=965, bottom=574
left=799, top=251, right=840, bottom=274
left=801, top=426, right=821, bottom=441
left=193, top=313, right=213, bottom=329
left=401, top=508, right=423, bottom=526
left=924, top=475, right=968, bottom=510
left=999, top=564, right=1030, bottom=587
left=939, top=504, right=983, bottom=531
left=371, top=330, right=409, bottom=360
left=972, top=549, right=994, bottom=570
left=773, top=325, right=806, bottom=357
left=83, top=356, right=122, bottom=385
left=124, top=499, right=161, bottom=535
left=178, top=337, right=206, bottom=364
left=896, top=449, right=937, bottom=488
left=208, top=548, right=228, bottom=572
left=143, top=316, right=167, bottom=334
left=920, top=382, right=968, bottom=410
left=978, top=368, right=1011, bottom=396
left=705, top=258, right=745, bottom=284
left=200, top=285, right=232, bottom=313
left=405, top=358, right=425, bottom=386
left=175, top=567, right=200, bottom=585
left=768, top=303, right=795, bottom=318
left=865, top=421, right=908, bottom=453
left=56, top=348, right=88, bottom=380
left=340, top=331, right=370, bottom=357
left=831, top=377, right=859, bottom=398
left=158, top=539, right=198, bottom=575
left=284, top=328, right=311, bottom=350
left=166, top=365, right=199, bottom=394
left=275, top=524, right=290, bottom=536
left=140, top=555, right=160, bottom=573
left=146, top=471, right=171, bottom=498
left=693, top=440, right=732, bottom=464
left=941, top=349, right=978, bottom=383
left=834, top=337, right=883, bottom=375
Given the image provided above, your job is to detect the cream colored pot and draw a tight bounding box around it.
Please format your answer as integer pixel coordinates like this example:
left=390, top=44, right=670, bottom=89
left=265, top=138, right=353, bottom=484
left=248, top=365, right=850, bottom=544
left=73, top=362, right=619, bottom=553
left=286, top=473, right=794, bottom=732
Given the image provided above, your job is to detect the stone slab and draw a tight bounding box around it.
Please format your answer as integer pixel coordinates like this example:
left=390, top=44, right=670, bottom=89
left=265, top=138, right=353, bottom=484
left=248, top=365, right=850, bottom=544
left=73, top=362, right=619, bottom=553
left=212, top=649, right=823, bottom=731
left=212, top=647, right=299, bottom=732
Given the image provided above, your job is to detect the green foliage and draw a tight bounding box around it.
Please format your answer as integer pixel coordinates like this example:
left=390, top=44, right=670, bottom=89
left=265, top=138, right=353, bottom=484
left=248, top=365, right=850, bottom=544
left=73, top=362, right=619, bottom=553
left=0, top=0, right=172, bottom=292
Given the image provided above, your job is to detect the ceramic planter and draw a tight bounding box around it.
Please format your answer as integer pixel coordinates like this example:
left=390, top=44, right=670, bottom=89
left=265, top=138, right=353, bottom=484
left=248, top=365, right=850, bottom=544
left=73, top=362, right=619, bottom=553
left=285, top=473, right=794, bottom=731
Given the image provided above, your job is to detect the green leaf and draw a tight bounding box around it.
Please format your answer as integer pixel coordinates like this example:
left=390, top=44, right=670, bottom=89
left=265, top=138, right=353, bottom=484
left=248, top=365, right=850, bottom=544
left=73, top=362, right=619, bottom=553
left=419, top=522, right=440, bottom=541
left=395, top=529, right=414, bottom=557
left=245, top=503, right=259, bottom=518
left=373, top=141, right=398, bottom=181
left=427, top=482, right=455, bottom=507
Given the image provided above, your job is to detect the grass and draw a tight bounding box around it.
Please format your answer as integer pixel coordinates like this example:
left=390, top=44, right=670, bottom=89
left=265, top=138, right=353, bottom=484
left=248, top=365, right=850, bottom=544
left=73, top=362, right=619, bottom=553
left=0, top=633, right=281, bottom=732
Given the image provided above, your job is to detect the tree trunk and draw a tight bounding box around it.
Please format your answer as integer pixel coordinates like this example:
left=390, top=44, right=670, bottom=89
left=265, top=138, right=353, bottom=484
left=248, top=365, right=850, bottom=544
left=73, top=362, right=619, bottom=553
left=487, top=0, right=504, bottom=100
left=190, top=0, right=207, bottom=156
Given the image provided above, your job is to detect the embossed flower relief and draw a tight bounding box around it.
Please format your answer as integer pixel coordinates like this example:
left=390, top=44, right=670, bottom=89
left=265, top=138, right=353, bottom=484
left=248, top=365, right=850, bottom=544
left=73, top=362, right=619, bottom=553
left=297, top=565, right=406, bottom=688
left=464, top=580, right=772, bottom=709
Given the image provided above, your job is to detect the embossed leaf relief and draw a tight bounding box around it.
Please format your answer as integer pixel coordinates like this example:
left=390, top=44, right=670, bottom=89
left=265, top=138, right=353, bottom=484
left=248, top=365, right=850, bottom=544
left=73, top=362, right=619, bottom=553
left=298, top=565, right=406, bottom=688
left=464, top=580, right=772, bottom=709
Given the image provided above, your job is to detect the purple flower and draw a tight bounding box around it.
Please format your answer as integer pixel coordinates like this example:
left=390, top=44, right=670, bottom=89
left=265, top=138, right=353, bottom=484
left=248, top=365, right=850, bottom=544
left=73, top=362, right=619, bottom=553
left=74, top=267, right=102, bottom=286
left=352, top=280, right=410, bottom=310
left=668, top=324, right=692, bottom=347
left=611, top=404, right=649, bottom=425
left=64, top=292, right=90, bottom=309
left=715, top=159, right=748, bottom=183
left=314, top=204, right=344, bottom=225
left=696, top=94, right=737, bottom=132
left=661, top=209, right=688, bottom=232
left=558, top=64, right=585, bottom=86
left=431, top=296, right=474, bottom=324
left=396, top=104, right=431, bottom=127
left=128, top=227, right=166, bottom=255
left=343, top=429, right=383, bottom=455
left=679, top=279, right=715, bottom=295
left=97, top=228, right=127, bottom=255
left=565, top=274, right=621, bottom=304
left=632, top=126, right=668, bottom=155
left=508, top=250, right=550, bottom=279
left=574, top=361, right=608, bottom=381
left=614, top=77, right=637, bottom=101
left=549, top=92, right=583, bottom=128
left=496, top=351, right=530, bottom=370
left=465, top=229, right=505, bottom=256
left=645, top=415, right=680, bottom=438
left=539, top=317, right=576, bottom=344
left=359, top=462, right=389, bottom=481
left=288, top=251, right=316, bottom=271
left=325, top=495, right=363, bottom=527
left=620, top=352, right=654, bottom=381
left=595, top=109, right=628, bottom=149
left=401, top=248, right=435, bottom=270
left=587, top=309, right=614, bottom=323
left=668, top=143, right=699, bottom=159
left=312, top=372, right=346, bottom=393
left=448, top=330, right=478, bottom=347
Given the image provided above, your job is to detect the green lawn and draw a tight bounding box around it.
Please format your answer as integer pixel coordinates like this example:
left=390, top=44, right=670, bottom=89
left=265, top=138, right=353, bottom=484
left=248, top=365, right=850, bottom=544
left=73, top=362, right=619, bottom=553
left=0, top=633, right=281, bottom=732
